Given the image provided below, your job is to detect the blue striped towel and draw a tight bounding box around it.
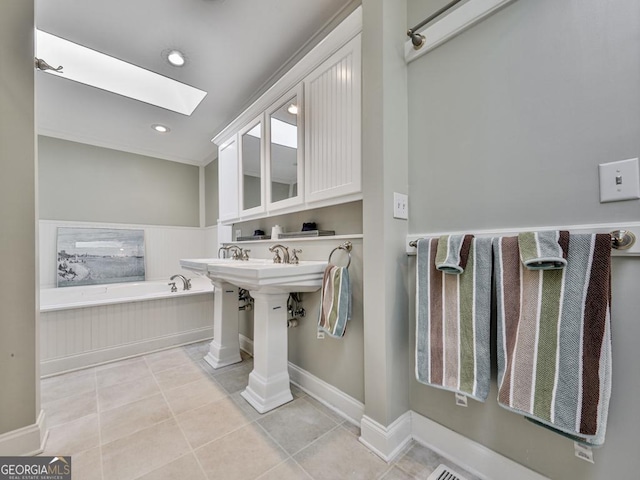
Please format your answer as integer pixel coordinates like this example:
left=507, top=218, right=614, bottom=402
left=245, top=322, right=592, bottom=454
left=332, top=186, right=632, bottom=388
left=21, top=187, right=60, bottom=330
left=318, top=265, right=351, bottom=338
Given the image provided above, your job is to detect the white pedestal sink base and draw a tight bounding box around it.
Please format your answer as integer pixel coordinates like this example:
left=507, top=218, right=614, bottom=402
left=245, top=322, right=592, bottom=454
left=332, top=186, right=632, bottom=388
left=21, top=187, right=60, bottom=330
left=241, top=292, right=294, bottom=413
left=204, top=281, right=242, bottom=369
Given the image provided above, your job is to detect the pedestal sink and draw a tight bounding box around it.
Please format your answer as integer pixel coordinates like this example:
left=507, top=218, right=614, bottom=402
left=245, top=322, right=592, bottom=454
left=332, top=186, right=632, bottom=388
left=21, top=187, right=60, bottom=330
left=180, top=258, right=327, bottom=413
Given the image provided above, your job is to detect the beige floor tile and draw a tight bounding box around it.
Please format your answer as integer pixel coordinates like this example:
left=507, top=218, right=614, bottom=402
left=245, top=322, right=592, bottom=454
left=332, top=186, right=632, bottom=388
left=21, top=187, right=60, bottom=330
left=96, top=358, right=152, bottom=389
left=208, top=357, right=252, bottom=378
left=102, top=419, right=190, bottom=480
left=44, top=390, right=97, bottom=427
left=144, top=348, right=192, bottom=374
left=163, top=376, right=227, bottom=416
left=228, top=391, right=267, bottom=422
left=294, top=426, right=388, bottom=480
left=213, top=361, right=254, bottom=393
left=394, top=443, right=481, bottom=480
left=176, top=396, right=251, bottom=449
left=41, top=369, right=96, bottom=404
left=379, top=466, right=414, bottom=480
left=134, top=453, right=206, bottom=480
left=257, top=398, right=338, bottom=455
left=195, top=424, right=287, bottom=480
left=304, top=395, right=346, bottom=424
left=341, top=420, right=361, bottom=437
left=183, top=341, right=211, bottom=359
left=100, top=393, right=172, bottom=444
left=97, top=376, right=161, bottom=412
left=43, top=414, right=100, bottom=456
left=71, top=446, right=103, bottom=480
left=153, top=361, right=208, bottom=391
left=257, top=459, right=313, bottom=480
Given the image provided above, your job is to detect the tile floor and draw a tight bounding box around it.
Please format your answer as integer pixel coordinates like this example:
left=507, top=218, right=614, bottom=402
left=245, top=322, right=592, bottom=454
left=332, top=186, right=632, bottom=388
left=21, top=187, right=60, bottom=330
left=41, top=341, right=479, bottom=480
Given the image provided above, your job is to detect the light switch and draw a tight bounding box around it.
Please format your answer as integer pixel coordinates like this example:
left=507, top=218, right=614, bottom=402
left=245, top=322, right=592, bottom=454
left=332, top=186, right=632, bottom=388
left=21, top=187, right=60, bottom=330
left=598, top=158, right=640, bottom=203
left=393, top=192, right=408, bottom=219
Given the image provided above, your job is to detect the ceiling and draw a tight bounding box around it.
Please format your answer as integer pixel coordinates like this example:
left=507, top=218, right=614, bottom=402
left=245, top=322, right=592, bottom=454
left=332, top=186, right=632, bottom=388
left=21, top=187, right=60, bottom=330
left=35, top=0, right=355, bottom=166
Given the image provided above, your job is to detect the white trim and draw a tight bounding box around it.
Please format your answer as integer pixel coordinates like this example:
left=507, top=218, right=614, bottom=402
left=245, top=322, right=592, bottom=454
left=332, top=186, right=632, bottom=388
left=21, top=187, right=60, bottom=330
left=407, top=221, right=640, bottom=256
left=199, top=165, right=206, bottom=228
left=411, top=411, right=549, bottom=480
left=0, top=409, right=47, bottom=456
left=239, top=334, right=254, bottom=356
left=405, top=0, right=516, bottom=64
left=287, top=362, right=364, bottom=426
left=359, top=412, right=413, bottom=462
left=39, top=218, right=203, bottom=231
left=41, top=328, right=212, bottom=376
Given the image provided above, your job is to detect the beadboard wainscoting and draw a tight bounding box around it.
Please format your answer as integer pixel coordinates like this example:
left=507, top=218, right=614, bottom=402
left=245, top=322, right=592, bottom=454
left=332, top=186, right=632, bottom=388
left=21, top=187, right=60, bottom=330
left=39, top=220, right=215, bottom=288
left=40, top=291, right=213, bottom=376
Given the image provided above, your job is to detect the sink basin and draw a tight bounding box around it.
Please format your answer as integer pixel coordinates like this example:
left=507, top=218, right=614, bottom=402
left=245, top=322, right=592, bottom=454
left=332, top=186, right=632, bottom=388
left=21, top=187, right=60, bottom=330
left=179, top=257, right=273, bottom=274
left=207, top=260, right=328, bottom=293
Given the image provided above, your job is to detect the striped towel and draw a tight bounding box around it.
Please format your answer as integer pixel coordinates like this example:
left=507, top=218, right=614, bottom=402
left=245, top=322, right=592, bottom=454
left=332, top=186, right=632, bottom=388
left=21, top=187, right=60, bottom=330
left=318, top=265, right=351, bottom=338
left=415, top=235, right=492, bottom=402
left=435, top=234, right=473, bottom=274
left=518, top=230, right=569, bottom=270
left=494, top=234, right=612, bottom=446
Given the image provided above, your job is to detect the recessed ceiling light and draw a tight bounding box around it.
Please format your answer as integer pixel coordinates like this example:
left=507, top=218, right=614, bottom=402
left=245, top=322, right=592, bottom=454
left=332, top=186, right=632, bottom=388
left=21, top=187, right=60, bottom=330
left=287, top=104, right=298, bottom=115
left=152, top=124, right=170, bottom=133
left=167, top=50, right=186, bottom=67
left=36, top=30, right=207, bottom=116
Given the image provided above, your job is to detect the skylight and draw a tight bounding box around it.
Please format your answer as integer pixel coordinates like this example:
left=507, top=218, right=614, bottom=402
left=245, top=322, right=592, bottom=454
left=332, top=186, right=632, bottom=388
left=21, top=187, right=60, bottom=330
left=36, top=30, right=207, bottom=116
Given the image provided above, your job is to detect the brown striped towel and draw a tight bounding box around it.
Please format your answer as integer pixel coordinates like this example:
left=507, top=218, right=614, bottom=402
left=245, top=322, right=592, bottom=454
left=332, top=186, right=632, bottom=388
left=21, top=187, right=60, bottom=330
left=415, top=235, right=492, bottom=401
left=318, top=265, right=351, bottom=338
left=494, top=233, right=612, bottom=446
left=518, top=230, right=569, bottom=270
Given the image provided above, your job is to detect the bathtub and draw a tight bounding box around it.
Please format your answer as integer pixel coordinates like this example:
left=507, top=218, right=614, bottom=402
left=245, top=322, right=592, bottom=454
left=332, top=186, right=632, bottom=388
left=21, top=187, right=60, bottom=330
left=40, top=278, right=214, bottom=376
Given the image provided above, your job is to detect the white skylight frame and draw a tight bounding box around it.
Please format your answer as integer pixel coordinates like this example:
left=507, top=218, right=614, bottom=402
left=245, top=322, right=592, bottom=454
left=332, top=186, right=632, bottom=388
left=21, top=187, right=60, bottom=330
left=36, top=30, right=207, bottom=116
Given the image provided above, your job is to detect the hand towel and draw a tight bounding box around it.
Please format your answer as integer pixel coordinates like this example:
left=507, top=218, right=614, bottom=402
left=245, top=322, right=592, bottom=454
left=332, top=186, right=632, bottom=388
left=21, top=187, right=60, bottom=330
left=318, top=265, right=351, bottom=338
left=518, top=230, right=569, bottom=270
left=494, top=233, right=612, bottom=446
left=435, top=234, right=474, bottom=274
left=415, top=235, right=492, bottom=402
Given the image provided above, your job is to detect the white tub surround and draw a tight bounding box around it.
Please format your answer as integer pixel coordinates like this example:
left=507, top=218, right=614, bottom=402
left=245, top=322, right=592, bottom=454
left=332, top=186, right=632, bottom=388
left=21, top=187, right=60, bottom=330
left=40, top=278, right=213, bottom=376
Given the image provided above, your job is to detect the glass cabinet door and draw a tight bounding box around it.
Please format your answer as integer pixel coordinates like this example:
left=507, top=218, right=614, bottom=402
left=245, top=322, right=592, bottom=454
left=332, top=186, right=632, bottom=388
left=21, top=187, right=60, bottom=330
left=239, top=115, right=265, bottom=215
left=267, top=85, right=303, bottom=209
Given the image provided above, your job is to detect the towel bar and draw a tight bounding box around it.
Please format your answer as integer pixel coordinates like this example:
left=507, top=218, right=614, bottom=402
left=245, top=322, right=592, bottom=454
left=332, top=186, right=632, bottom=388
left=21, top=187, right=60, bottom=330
left=409, top=230, right=636, bottom=251
left=328, top=241, right=352, bottom=268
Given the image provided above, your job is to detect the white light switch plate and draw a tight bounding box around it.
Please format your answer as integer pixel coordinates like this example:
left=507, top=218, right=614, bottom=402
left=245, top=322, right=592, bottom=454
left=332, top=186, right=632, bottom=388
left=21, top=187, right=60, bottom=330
left=393, top=192, right=408, bottom=219
left=598, top=158, right=640, bottom=203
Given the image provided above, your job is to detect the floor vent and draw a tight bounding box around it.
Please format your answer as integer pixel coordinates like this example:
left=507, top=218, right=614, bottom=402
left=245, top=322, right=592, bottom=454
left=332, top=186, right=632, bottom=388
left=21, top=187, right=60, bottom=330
left=426, top=464, right=470, bottom=480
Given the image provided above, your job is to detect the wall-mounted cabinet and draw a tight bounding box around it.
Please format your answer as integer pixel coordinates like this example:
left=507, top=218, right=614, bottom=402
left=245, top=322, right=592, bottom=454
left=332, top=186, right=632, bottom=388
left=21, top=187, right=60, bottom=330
left=213, top=7, right=362, bottom=225
left=304, top=35, right=361, bottom=203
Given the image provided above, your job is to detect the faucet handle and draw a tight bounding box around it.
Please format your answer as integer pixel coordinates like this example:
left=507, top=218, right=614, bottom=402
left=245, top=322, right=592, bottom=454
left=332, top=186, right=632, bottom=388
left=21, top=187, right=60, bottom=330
left=290, top=248, right=302, bottom=264
left=168, top=282, right=177, bottom=293
left=185, top=278, right=192, bottom=290
left=232, top=248, right=242, bottom=260
left=241, top=249, right=251, bottom=261
left=272, top=250, right=282, bottom=264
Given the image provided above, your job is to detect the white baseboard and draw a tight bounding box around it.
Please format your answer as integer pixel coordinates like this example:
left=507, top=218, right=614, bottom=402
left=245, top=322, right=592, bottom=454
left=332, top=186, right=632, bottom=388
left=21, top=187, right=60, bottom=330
left=41, top=328, right=213, bottom=376
left=0, top=409, right=47, bottom=456
left=239, top=334, right=254, bottom=356
left=359, top=412, right=413, bottom=462
left=411, top=412, right=549, bottom=480
left=287, top=362, right=364, bottom=425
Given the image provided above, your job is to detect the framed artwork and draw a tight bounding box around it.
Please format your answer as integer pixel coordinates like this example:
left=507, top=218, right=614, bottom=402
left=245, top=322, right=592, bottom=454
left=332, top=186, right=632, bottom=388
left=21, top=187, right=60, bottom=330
left=57, top=227, right=146, bottom=287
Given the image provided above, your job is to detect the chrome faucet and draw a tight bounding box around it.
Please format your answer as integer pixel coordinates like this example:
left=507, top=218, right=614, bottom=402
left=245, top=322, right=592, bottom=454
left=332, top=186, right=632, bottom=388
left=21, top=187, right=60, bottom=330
left=170, top=274, right=191, bottom=291
left=269, top=244, right=290, bottom=264
left=218, top=244, right=244, bottom=260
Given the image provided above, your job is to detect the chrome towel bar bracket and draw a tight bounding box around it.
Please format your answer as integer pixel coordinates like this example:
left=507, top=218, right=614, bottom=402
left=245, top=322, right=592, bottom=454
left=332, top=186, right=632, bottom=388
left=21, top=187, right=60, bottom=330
left=328, top=241, right=352, bottom=268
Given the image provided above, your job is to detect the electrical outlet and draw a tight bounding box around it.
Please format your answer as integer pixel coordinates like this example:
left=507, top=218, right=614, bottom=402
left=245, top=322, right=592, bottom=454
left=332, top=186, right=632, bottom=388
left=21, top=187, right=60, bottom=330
left=393, top=192, right=408, bottom=219
left=598, top=158, right=640, bottom=203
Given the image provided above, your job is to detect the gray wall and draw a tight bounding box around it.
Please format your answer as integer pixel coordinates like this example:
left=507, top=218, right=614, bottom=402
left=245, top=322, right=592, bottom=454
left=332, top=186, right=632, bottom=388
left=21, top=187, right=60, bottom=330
left=39, top=136, right=200, bottom=227
left=233, top=201, right=364, bottom=401
left=205, top=158, right=219, bottom=227
left=0, top=0, right=39, bottom=443
left=407, top=0, right=640, bottom=478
